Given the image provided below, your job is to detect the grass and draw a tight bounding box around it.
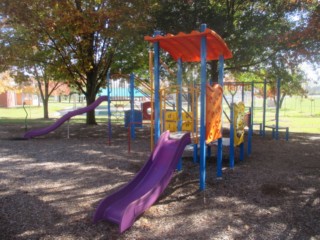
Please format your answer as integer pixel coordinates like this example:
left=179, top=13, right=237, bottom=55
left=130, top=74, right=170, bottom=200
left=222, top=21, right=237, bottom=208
left=0, top=100, right=124, bottom=126
left=1, top=102, right=73, bottom=124
left=1, top=96, right=320, bottom=134
left=249, top=95, right=320, bottom=134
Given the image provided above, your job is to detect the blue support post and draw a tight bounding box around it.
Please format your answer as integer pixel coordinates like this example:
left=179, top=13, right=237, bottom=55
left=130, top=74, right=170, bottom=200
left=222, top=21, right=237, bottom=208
left=217, top=55, right=224, bottom=178
left=153, top=31, right=161, bottom=144
left=241, top=84, right=245, bottom=102
left=263, top=79, right=267, bottom=136
left=177, top=58, right=183, bottom=132
left=130, top=73, right=135, bottom=139
left=217, top=139, right=223, bottom=178
left=207, top=145, right=211, bottom=157
left=251, top=82, right=254, bottom=127
left=107, top=71, right=112, bottom=145
left=199, top=23, right=207, bottom=191
left=248, top=107, right=252, bottom=155
left=193, top=81, right=198, bottom=163
left=229, top=103, right=235, bottom=168
left=218, top=56, right=224, bottom=86
left=239, top=143, right=244, bottom=161
left=177, top=58, right=183, bottom=171
left=275, top=78, right=281, bottom=140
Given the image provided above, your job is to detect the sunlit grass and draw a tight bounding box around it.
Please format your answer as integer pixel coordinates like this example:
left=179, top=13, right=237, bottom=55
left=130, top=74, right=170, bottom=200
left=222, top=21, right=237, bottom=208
left=1, top=96, right=320, bottom=133
left=248, top=96, right=320, bottom=134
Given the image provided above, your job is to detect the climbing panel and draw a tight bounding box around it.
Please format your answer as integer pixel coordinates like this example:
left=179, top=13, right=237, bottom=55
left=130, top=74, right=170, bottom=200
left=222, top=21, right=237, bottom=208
left=233, top=102, right=245, bottom=146
left=206, top=84, right=223, bottom=144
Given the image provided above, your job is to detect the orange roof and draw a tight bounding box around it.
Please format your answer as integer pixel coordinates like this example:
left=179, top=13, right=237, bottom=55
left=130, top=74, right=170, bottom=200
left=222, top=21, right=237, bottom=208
left=144, top=28, right=232, bottom=62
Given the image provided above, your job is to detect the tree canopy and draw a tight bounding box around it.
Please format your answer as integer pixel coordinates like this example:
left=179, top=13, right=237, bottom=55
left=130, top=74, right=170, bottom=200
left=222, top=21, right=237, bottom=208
left=151, top=0, right=319, bottom=95
left=0, top=0, right=319, bottom=120
left=0, top=0, right=153, bottom=123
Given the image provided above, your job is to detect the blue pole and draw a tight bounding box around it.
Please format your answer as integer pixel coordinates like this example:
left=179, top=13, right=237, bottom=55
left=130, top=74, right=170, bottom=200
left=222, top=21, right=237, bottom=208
left=251, top=82, right=254, bottom=127
left=107, top=71, right=112, bottom=145
left=248, top=107, right=252, bottom=155
left=275, top=78, right=281, bottom=140
left=177, top=58, right=183, bottom=170
left=217, top=55, right=224, bottom=178
left=130, top=73, right=135, bottom=139
left=177, top=58, right=183, bottom=132
left=240, top=143, right=244, bottom=161
left=193, top=81, right=198, bottom=163
left=229, top=103, right=235, bottom=168
left=263, top=79, right=267, bottom=136
left=218, top=55, right=224, bottom=85
left=241, top=84, right=244, bottom=102
left=153, top=30, right=161, bottom=144
left=217, top=139, right=223, bottom=178
left=199, top=23, right=207, bottom=191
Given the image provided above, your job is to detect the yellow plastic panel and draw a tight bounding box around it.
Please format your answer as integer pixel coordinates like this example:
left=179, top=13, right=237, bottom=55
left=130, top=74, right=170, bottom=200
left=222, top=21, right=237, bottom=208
left=165, top=111, right=178, bottom=121
left=182, top=112, right=193, bottom=121
left=165, top=121, right=177, bottom=132
left=234, top=102, right=245, bottom=146
left=182, top=121, right=193, bottom=131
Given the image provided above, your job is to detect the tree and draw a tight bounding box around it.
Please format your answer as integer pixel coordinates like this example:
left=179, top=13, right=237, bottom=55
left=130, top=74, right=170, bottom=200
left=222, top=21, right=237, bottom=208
left=0, top=71, right=15, bottom=93
left=1, top=0, right=153, bottom=124
left=151, top=0, right=319, bottom=97
left=16, top=66, right=67, bottom=119
left=0, top=16, right=69, bottom=118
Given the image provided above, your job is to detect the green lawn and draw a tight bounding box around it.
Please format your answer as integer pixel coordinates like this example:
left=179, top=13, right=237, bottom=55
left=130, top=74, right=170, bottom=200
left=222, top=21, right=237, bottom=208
left=0, top=101, right=86, bottom=124
left=0, top=101, right=118, bottom=126
left=250, top=95, right=320, bottom=133
left=1, top=96, right=320, bottom=134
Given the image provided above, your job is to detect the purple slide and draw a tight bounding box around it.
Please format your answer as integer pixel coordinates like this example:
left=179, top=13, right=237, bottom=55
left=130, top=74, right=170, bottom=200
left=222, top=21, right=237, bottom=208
left=93, top=131, right=191, bottom=233
left=23, top=96, right=108, bottom=139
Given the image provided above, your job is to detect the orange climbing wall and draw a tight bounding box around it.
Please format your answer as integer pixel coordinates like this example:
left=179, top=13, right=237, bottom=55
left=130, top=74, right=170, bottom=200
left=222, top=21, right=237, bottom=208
left=206, top=84, right=223, bottom=144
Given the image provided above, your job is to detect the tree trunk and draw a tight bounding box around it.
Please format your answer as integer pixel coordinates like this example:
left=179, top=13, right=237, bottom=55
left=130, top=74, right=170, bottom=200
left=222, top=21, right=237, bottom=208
left=85, top=63, right=98, bottom=125
left=43, top=98, right=49, bottom=119
left=43, top=81, right=50, bottom=119
left=209, top=60, right=219, bottom=84
left=279, top=93, right=286, bottom=109
left=86, top=94, right=97, bottom=124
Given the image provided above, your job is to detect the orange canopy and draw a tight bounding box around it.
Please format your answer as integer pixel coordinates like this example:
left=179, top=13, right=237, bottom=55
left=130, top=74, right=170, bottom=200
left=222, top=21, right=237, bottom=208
left=144, top=28, right=232, bottom=62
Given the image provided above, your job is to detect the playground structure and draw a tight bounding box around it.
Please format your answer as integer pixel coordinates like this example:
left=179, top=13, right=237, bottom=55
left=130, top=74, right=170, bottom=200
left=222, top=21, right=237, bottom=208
left=102, top=72, right=154, bottom=146
left=221, top=78, right=289, bottom=141
left=19, top=23, right=289, bottom=233
left=94, top=24, right=240, bottom=232
left=263, top=78, right=289, bottom=141
left=144, top=24, right=243, bottom=190
left=100, top=24, right=252, bottom=193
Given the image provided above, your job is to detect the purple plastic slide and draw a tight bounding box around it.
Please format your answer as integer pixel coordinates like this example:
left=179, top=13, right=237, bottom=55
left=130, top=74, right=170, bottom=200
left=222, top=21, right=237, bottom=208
left=93, top=131, right=191, bottom=233
left=23, top=96, right=108, bottom=139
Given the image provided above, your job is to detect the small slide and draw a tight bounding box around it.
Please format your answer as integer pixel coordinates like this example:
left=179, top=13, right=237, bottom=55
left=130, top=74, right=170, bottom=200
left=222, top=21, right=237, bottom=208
left=93, top=131, right=191, bottom=233
left=23, top=96, right=108, bottom=139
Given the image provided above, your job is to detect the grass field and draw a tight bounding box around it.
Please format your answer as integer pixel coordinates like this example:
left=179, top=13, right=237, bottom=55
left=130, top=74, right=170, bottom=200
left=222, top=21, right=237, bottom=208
left=1, top=95, right=320, bottom=134
left=251, top=95, right=320, bottom=134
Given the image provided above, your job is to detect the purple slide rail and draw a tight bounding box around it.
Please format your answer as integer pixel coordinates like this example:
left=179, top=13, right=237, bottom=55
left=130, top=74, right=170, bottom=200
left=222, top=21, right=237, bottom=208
left=23, top=96, right=108, bottom=139
left=93, top=131, right=191, bottom=233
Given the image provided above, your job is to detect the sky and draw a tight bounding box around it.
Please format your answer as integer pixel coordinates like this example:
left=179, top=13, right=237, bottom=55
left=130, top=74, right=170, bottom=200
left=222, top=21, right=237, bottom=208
left=302, top=62, right=319, bottom=87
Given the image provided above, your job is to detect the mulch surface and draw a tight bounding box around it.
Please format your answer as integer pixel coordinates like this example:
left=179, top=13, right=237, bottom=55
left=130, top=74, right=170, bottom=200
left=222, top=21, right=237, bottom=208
left=0, top=122, right=319, bottom=240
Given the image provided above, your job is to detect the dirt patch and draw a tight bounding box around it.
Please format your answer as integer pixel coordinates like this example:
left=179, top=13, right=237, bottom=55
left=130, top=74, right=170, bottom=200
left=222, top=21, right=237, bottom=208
left=0, top=122, right=319, bottom=239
